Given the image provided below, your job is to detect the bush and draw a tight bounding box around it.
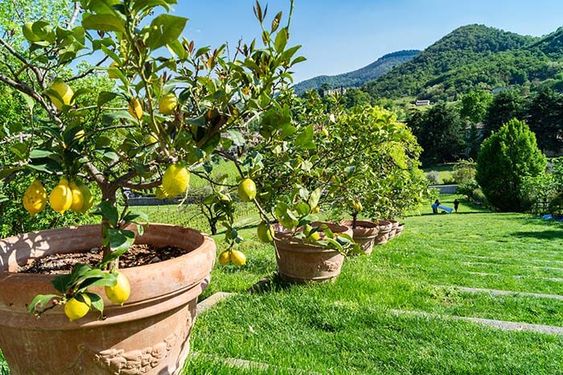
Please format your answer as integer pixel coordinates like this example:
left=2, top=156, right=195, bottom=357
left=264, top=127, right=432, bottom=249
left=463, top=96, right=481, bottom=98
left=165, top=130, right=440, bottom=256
left=426, top=171, right=440, bottom=184
left=476, top=119, right=546, bottom=211
left=520, top=157, right=563, bottom=215
left=452, top=160, right=476, bottom=185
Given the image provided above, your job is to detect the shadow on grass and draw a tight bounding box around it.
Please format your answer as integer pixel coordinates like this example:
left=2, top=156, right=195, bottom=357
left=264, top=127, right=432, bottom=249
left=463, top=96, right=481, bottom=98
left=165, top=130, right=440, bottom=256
left=247, top=273, right=295, bottom=294
left=511, top=230, right=563, bottom=241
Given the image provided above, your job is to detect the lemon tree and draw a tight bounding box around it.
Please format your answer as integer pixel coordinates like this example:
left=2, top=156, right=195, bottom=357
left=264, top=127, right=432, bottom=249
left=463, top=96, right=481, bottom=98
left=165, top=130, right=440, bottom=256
left=0, top=0, right=303, bottom=320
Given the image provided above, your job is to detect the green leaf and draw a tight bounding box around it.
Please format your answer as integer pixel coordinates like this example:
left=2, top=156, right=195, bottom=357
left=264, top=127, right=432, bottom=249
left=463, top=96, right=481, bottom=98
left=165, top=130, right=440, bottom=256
left=93, top=201, right=119, bottom=227
left=28, top=294, right=59, bottom=314
left=274, top=28, right=288, bottom=52
left=85, top=292, right=105, bottom=315
left=308, top=188, right=321, bottom=209
left=145, top=14, right=187, bottom=50
left=295, top=125, right=315, bottom=150
left=98, top=91, right=119, bottom=107
left=82, top=13, right=125, bottom=33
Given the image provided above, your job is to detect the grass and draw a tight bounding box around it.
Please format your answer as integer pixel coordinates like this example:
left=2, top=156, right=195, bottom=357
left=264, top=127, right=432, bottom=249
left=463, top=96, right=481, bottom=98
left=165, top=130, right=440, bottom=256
left=1, top=195, right=562, bottom=374
left=423, top=164, right=455, bottom=184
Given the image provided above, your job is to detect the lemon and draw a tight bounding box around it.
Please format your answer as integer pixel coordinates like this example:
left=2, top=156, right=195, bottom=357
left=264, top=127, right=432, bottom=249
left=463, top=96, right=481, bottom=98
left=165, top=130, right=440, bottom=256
left=311, top=206, right=320, bottom=214
left=308, top=231, right=322, bottom=241
left=128, top=97, right=143, bottom=120
left=64, top=294, right=91, bottom=321
left=22, top=179, right=47, bottom=216
left=69, top=181, right=84, bottom=212
left=49, top=178, right=73, bottom=214
left=155, top=187, right=168, bottom=199
left=105, top=272, right=131, bottom=305
left=144, top=133, right=158, bottom=145
left=77, top=182, right=94, bottom=213
left=22, top=22, right=41, bottom=42
left=47, top=81, right=73, bottom=111
left=238, top=178, right=256, bottom=202
left=108, top=62, right=119, bottom=79
left=161, top=164, right=190, bottom=197
left=352, top=200, right=363, bottom=212
left=230, top=250, right=247, bottom=266
left=218, top=250, right=231, bottom=265
left=159, top=93, right=178, bottom=115
left=257, top=222, right=274, bottom=243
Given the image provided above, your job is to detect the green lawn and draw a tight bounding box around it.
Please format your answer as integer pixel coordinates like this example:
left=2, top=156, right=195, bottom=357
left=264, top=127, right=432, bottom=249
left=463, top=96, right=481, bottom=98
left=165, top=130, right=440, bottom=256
left=423, top=164, right=455, bottom=184
left=1, top=196, right=562, bottom=374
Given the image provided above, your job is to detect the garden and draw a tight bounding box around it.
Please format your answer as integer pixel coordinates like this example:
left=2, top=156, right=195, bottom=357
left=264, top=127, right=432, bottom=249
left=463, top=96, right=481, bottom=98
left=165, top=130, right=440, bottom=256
left=0, top=1, right=562, bottom=375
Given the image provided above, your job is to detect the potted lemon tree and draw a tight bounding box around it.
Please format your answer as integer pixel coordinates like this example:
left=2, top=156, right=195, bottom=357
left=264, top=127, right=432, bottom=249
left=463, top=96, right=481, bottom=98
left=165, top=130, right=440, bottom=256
left=0, top=0, right=301, bottom=373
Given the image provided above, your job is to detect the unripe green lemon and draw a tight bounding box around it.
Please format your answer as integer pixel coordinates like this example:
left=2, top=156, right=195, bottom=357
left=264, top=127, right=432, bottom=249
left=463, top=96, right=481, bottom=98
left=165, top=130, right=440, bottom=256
left=238, top=178, right=256, bottom=202
left=309, top=231, right=322, bottom=241
left=159, top=93, right=178, bottom=115
left=23, top=179, right=47, bottom=216
left=218, top=250, right=231, bottom=265
left=128, top=97, right=143, bottom=120
left=161, top=164, right=190, bottom=197
left=64, top=294, right=91, bottom=321
left=352, top=200, right=363, bottom=212
left=311, top=205, right=320, bottom=214
left=105, top=272, right=131, bottom=305
left=257, top=222, right=274, bottom=243
left=230, top=250, right=247, bottom=266
left=69, top=181, right=84, bottom=212
left=48, top=81, right=73, bottom=110
left=76, top=182, right=94, bottom=213
left=49, top=178, right=73, bottom=214
left=108, top=62, right=119, bottom=79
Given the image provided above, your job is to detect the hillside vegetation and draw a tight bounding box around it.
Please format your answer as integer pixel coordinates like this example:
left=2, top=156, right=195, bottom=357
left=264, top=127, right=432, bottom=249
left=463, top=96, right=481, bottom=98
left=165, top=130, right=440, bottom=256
left=293, top=50, right=419, bottom=94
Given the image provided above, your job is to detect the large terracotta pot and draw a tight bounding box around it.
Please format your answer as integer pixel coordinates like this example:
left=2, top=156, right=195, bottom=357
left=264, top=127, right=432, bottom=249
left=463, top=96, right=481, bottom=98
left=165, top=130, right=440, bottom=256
left=0, top=224, right=215, bottom=375
left=273, top=222, right=352, bottom=283
left=340, top=220, right=379, bottom=255
left=388, top=220, right=400, bottom=239
left=395, top=223, right=405, bottom=237
left=373, top=220, right=393, bottom=245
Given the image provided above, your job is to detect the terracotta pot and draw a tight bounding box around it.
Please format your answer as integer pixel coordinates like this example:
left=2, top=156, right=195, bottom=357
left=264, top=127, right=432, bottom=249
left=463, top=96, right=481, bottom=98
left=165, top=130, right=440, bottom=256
left=387, top=220, right=400, bottom=239
left=273, top=222, right=352, bottom=283
left=0, top=224, right=215, bottom=375
left=395, top=223, right=405, bottom=236
left=340, top=220, right=379, bottom=255
left=374, top=220, right=393, bottom=245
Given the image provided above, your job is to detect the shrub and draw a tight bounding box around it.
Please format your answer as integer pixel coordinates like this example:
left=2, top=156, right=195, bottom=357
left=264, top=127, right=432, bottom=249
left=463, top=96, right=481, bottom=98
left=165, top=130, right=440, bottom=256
left=452, top=159, right=476, bottom=185
left=520, top=157, right=563, bottom=215
left=426, top=171, right=440, bottom=184
left=476, top=119, right=546, bottom=211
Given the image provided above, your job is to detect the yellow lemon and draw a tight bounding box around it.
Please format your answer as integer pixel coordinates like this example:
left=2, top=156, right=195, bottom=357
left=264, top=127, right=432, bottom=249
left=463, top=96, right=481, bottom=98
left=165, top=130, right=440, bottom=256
left=22, top=179, right=47, bottom=216
left=218, top=250, right=231, bottom=265
left=159, top=93, right=178, bottom=115
left=77, top=182, right=94, bottom=213
left=161, top=164, right=190, bottom=197
left=49, top=178, right=73, bottom=214
left=105, top=272, right=131, bottom=305
left=64, top=294, right=91, bottom=321
left=352, top=200, right=363, bottom=212
left=108, top=62, right=119, bottom=79
left=230, top=250, right=247, bottom=266
left=238, top=178, right=256, bottom=202
left=69, top=181, right=84, bottom=212
left=128, top=97, right=143, bottom=120
left=257, top=222, right=274, bottom=243
left=47, top=81, right=73, bottom=111
left=311, top=206, right=320, bottom=214
left=308, top=231, right=322, bottom=241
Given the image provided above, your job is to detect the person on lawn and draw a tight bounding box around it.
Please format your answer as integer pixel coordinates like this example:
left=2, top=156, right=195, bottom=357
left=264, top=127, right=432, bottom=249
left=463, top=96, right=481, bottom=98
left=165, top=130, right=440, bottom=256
left=454, top=199, right=460, bottom=213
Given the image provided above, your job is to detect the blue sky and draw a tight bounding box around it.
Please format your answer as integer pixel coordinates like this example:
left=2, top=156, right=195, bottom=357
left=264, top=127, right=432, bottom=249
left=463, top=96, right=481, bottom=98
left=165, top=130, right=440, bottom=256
left=176, top=0, right=563, bottom=83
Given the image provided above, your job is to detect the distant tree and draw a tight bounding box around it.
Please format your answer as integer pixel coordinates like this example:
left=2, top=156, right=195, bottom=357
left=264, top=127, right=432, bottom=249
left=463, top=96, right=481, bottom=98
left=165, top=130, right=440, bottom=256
left=476, top=119, right=546, bottom=211
left=526, top=88, right=563, bottom=154
left=460, top=90, right=493, bottom=123
left=342, top=88, right=372, bottom=108
left=483, top=89, right=524, bottom=137
left=408, top=103, right=465, bottom=164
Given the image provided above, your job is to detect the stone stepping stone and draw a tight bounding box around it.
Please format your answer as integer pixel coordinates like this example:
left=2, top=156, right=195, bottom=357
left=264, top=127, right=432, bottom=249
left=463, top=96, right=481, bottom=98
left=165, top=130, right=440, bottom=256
left=467, top=271, right=563, bottom=282
left=440, top=285, right=563, bottom=301
left=463, top=255, right=563, bottom=265
left=390, top=309, right=563, bottom=335
left=463, top=261, right=563, bottom=272
left=197, top=292, right=236, bottom=315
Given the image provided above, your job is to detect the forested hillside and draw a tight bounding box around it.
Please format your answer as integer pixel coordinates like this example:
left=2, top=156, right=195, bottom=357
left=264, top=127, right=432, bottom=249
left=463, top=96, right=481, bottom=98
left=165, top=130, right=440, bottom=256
left=364, top=25, right=563, bottom=100
left=293, top=50, right=419, bottom=94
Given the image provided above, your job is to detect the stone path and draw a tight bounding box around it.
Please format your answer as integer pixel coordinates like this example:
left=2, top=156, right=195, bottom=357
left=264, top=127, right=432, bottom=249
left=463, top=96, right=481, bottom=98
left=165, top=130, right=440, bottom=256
left=391, top=309, right=563, bottom=335
left=196, top=292, right=235, bottom=314
left=466, top=271, right=563, bottom=282
left=463, top=261, right=563, bottom=272
left=441, top=285, right=563, bottom=301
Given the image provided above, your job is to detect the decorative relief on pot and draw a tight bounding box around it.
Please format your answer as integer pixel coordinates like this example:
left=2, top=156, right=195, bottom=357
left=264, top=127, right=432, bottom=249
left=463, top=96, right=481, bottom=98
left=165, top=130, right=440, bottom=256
left=318, top=260, right=339, bottom=272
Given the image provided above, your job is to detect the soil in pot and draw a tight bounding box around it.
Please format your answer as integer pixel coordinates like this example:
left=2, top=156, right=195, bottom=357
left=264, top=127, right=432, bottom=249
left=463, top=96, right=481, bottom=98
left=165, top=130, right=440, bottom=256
left=18, top=244, right=188, bottom=274
left=340, top=220, right=379, bottom=255
left=273, top=222, right=352, bottom=283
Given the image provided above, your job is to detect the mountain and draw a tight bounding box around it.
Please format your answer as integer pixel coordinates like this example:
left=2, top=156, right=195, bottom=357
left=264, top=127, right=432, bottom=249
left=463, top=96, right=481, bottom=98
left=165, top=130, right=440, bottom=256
left=364, top=25, right=563, bottom=100
left=293, top=50, right=420, bottom=94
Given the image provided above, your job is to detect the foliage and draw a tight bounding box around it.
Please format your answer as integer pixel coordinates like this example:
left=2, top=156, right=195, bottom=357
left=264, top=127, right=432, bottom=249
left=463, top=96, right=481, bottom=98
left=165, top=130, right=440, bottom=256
left=293, top=50, right=419, bottom=94
left=483, top=89, right=525, bottom=138
left=459, top=90, right=493, bottom=123
left=452, top=159, right=476, bottom=185
left=476, top=119, right=546, bottom=211
left=526, top=88, right=563, bottom=154
left=426, top=171, right=440, bottom=185
left=0, top=0, right=303, bottom=317
left=520, top=157, right=563, bottom=215
left=408, top=103, right=466, bottom=164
